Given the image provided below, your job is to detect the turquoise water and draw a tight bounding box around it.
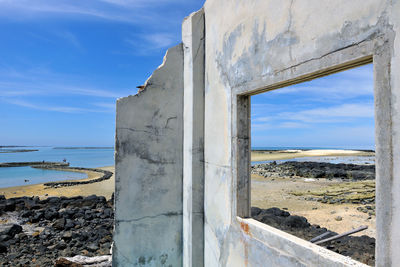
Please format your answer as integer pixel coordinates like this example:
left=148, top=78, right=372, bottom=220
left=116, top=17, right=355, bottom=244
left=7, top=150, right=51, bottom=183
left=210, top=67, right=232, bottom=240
left=0, top=166, right=87, bottom=188
left=1, top=146, right=374, bottom=188
left=0, top=147, right=114, bottom=167
left=0, top=147, right=114, bottom=188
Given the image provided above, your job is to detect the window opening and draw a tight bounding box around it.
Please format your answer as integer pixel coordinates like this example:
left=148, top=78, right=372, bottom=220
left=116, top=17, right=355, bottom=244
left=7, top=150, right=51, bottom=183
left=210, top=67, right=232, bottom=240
left=248, top=63, right=375, bottom=265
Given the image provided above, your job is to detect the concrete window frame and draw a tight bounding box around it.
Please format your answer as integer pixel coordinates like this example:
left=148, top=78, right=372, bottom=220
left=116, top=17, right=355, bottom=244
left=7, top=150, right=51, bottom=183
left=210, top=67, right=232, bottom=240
left=232, top=34, right=392, bottom=264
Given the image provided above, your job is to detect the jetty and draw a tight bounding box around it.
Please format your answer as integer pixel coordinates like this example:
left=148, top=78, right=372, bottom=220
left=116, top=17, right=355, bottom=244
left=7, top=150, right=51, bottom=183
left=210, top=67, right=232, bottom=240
left=0, top=161, right=69, bottom=168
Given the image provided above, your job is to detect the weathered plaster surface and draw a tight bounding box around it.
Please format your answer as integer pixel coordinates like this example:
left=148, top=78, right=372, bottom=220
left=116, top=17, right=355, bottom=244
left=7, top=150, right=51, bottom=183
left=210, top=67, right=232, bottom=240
left=205, top=0, right=388, bottom=94
left=114, top=0, right=400, bottom=266
left=384, top=1, right=400, bottom=266
left=203, top=0, right=398, bottom=266
left=113, top=44, right=184, bottom=267
left=182, top=9, right=205, bottom=267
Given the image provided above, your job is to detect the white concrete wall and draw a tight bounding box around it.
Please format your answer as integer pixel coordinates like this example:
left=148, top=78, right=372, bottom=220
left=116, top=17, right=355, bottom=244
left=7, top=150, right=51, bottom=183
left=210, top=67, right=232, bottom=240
left=182, top=9, right=205, bottom=267
left=114, top=0, right=400, bottom=266
left=386, top=1, right=400, bottom=267
left=113, top=44, right=184, bottom=266
left=202, top=0, right=397, bottom=266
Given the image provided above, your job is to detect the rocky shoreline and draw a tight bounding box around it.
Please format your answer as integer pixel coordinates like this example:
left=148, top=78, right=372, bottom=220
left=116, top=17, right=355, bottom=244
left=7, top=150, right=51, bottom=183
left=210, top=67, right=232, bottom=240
left=0, top=195, right=113, bottom=266
left=0, top=194, right=374, bottom=266
left=252, top=161, right=375, bottom=180
left=251, top=207, right=375, bottom=266
left=252, top=161, right=376, bottom=215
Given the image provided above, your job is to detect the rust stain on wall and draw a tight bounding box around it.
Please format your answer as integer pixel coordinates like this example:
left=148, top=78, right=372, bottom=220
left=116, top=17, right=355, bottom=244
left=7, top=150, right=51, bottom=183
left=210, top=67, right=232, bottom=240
left=239, top=222, right=251, bottom=266
left=240, top=221, right=251, bottom=236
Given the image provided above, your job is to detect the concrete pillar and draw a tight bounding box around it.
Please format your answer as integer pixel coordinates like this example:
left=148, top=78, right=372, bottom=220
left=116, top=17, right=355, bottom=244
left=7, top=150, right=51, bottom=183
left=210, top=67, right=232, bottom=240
left=377, top=3, right=400, bottom=266
left=113, top=44, right=184, bottom=266
left=182, top=9, right=205, bottom=267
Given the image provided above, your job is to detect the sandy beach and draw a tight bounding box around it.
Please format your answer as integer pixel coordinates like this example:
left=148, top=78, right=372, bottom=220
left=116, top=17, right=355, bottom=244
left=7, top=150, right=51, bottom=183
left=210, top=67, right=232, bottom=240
left=0, top=166, right=115, bottom=200
left=251, top=149, right=374, bottom=161
left=0, top=149, right=373, bottom=200
left=0, top=149, right=375, bottom=236
left=251, top=174, right=376, bottom=237
left=251, top=149, right=376, bottom=238
left=0, top=149, right=376, bottom=265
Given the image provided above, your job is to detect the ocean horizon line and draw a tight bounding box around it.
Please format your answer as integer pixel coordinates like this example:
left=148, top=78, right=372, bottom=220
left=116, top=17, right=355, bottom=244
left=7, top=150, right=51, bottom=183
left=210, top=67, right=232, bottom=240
left=251, top=146, right=375, bottom=151
left=1, top=145, right=374, bottom=151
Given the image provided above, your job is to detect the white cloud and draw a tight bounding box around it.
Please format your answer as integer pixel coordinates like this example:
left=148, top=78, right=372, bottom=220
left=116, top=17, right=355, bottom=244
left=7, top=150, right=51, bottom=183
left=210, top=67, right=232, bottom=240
left=125, top=32, right=177, bottom=54
left=98, top=0, right=189, bottom=8
left=0, top=0, right=146, bottom=23
left=0, top=82, right=127, bottom=98
left=252, top=116, right=272, bottom=123
left=143, top=33, right=176, bottom=49
left=0, top=0, right=205, bottom=55
left=267, top=64, right=373, bottom=100
left=0, top=68, right=133, bottom=98
left=252, top=121, right=309, bottom=131
left=278, top=103, right=374, bottom=123
left=2, top=98, right=108, bottom=113
left=54, top=31, right=82, bottom=50
left=92, top=102, right=116, bottom=110
left=269, top=81, right=373, bottom=99
left=0, top=0, right=201, bottom=26
left=251, top=65, right=374, bottom=147
left=253, top=103, right=374, bottom=125
left=278, top=122, right=309, bottom=128
left=252, top=125, right=375, bottom=148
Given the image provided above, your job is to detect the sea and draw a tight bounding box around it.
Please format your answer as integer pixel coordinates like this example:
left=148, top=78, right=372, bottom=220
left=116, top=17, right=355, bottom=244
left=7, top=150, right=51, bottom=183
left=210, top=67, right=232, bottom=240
left=0, top=147, right=114, bottom=188
left=0, top=146, right=374, bottom=188
left=251, top=146, right=375, bottom=166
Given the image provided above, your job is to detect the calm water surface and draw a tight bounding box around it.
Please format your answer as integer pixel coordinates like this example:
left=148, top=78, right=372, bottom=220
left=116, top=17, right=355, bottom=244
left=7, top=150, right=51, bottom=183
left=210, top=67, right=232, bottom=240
left=1, top=146, right=373, bottom=188
left=251, top=155, right=375, bottom=165
left=0, top=147, right=114, bottom=188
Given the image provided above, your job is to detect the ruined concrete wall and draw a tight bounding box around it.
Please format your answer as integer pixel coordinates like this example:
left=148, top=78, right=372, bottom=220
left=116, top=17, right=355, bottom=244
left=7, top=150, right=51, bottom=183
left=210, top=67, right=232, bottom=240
left=114, top=0, right=400, bottom=266
left=113, top=44, right=184, bottom=266
left=384, top=1, right=400, bottom=266
left=202, top=0, right=397, bottom=266
left=182, top=9, right=205, bottom=267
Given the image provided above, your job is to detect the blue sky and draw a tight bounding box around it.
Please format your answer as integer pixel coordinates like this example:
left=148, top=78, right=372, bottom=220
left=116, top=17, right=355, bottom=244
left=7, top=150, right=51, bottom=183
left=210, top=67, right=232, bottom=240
left=0, top=1, right=374, bottom=149
left=0, top=0, right=204, bottom=146
left=251, top=64, right=374, bottom=149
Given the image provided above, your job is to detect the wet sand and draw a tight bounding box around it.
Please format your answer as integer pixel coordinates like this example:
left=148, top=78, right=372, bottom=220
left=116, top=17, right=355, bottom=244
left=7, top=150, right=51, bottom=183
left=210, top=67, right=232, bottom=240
left=251, top=149, right=376, bottom=238
left=0, top=150, right=375, bottom=237
left=251, top=149, right=374, bottom=162
left=251, top=173, right=376, bottom=238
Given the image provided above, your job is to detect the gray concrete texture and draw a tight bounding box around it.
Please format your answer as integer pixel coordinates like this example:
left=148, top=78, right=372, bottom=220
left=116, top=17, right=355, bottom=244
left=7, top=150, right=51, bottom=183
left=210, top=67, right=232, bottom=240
left=114, top=0, right=400, bottom=266
left=182, top=9, right=205, bottom=267
left=113, top=44, right=184, bottom=266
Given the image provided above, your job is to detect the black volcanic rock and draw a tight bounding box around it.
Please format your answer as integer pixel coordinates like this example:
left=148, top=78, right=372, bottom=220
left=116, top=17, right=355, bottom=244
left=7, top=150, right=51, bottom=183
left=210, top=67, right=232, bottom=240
left=53, top=218, right=66, bottom=230
left=4, top=200, right=15, bottom=212
left=0, top=224, right=22, bottom=238
left=252, top=206, right=375, bottom=266
left=252, top=161, right=375, bottom=181
left=0, top=194, right=111, bottom=266
left=0, top=242, right=7, bottom=253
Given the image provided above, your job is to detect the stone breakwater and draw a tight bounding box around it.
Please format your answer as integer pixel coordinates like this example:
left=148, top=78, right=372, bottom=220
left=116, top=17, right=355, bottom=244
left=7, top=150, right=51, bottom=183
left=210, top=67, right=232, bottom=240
left=0, top=161, right=113, bottom=188
left=0, top=149, right=39, bottom=154
left=0, top=194, right=113, bottom=267
left=39, top=167, right=113, bottom=188
left=0, top=162, right=70, bottom=168
left=252, top=161, right=375, bottom=180
left=251, top=207, right=375, bottom=266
